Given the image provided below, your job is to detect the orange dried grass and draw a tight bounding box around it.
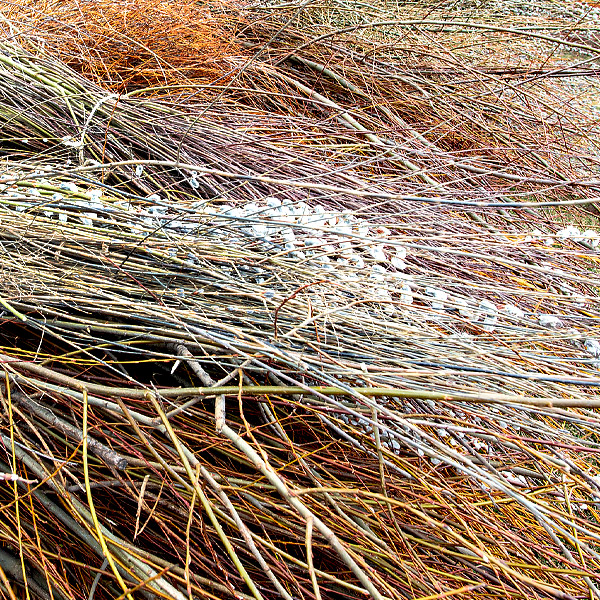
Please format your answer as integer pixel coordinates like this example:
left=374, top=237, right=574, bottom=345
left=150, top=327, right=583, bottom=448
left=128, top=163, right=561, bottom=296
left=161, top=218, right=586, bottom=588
left=3, top=0, right=242, bottom=92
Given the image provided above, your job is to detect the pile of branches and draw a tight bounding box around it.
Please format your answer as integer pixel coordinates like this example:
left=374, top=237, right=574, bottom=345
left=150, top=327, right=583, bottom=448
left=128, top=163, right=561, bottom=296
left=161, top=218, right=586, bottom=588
left=0, top=1, right=600, bottom=599
left=5, top=0, right=239, bottom=89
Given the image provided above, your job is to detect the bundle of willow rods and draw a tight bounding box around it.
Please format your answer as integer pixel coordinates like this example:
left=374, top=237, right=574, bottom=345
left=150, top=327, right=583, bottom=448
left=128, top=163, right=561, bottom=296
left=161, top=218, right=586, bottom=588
left=1, top=1, right=600, bottom=599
